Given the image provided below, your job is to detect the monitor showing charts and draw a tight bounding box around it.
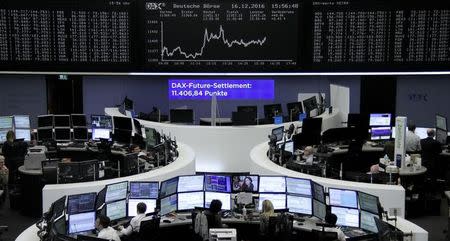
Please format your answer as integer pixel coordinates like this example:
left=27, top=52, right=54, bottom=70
left=329, top=188, right=358, bottom=209
left=232, top=175, right=259, bottom=193
left=92, top=128, right=111, bottom=141
left=128, top=199, right=157, bottom=217
left=0, top=116, right=13, bottom=129
left=204, top=174, right=231, bottom=193
left=436, top=114, right=447, bottom=131
left=312, top=182, right=325, bottom=203
left=360, top=210, right=379, bottom=233
left=67, top=193, right=97, bottom=215
left=313, top=199, right=326, bottom=220
left=91, top=115, right=113, bottom=129
left=331, top=206, right=360, bottom=228
left=259, top=176, right=286, bottom=193
left=177, top=192, right=204, bottom=211
left=286, top=177, right=311, bottom=196
left=205, top=192, right=231, bottom=210
left=160, top=194, right=177, bottom=216
left=271, top=126, right=284, bottom=142
left=14, top=115, right=30, bottom=129
left=129, top=182, right=159, bottom=199
left=68, top=211, right=96, bottom=234
left=287, top=195, right=312, bottom=215
left=160, top=177, right=178, bottom=198
left=105, top=181, right=128, bottom=203
left=54, top=115, right=71, bottom=128
left=369, top=113, right=391, bottom=127
left=106, top=199, right=127, bottom=221
left=358, top=192, right=379, bottom=215
left=15, top=129, right=31, bottom=141
left=258, top=193, right=286, bottom=210
left=436, top=128, right=448, bottom=145
left=38, top=115, right=54, bottom=128
left=177, top=175, right=205, bottom=193
left=370, top=127, right=392, bottom=140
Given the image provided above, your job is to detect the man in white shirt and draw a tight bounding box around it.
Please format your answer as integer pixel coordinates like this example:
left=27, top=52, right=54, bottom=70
left=118, top=202, right=148, bottom=236
left=96, top=215, right=121, bottom=241
left=324, top=212, right=346, bottom=241
left=405, top=123, right=421, bottom=152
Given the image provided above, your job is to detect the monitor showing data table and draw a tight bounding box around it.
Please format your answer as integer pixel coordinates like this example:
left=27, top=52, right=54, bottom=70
left=130, top=182, right=159, bottom=199
left=160, top=177, right=178, bottom=198
left=67, top=193, right=96, bottom=215
left=287, top=195, right=312, bottom=215
left=204, top=174, right=231, bottom=193
left=106, top=199, right=127, bottom=221
left=205, top=192, right=231, bottom=210
left=329, top=188, right=358, bottom=209
left=331, top=206, right=360, bottom=228
left=160, top=194, right=178, bottom=216
left=259, top=176, right=286, bottom=193
left=177, top=192, right=204, bottom=211
left=177, top=175, right=205, bottom=193
left=360, top=210, right=379, bottom=233
left=14, top=115, right=30, bottom=129
left=258, top=193, right=286, bottom=210
left=313, top=199, right=326, bottom=220
left=105, top=181, right=128, bottom=203
left=286, top=177, right=311, bottom=196
left=369, top=113, right=391, bottom=127
left=68, top=211, right=96, bottom=234
left=358, top=192, right=379, bottom=215
left=0, top=116, right=13, bottom=129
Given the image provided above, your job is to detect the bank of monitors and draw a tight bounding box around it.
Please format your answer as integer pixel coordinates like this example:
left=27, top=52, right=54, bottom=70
left=67, top=193, right=97, bottom=215
left=38, top=115, right=54, bottom=128
left=105, top=181, right=128, bottom=203
left=106, top=199, right=127, bottom=221
left=160, top=194, right=177, bottom=216
left=68, top=211, right=96, bottom=234
left=331, top=206, right=360, bottom=228
left=128, top=199, right=157, bottom=217
left=259, top=176, right=286, bottom=193
left=271, top=126, right=284, bottom=142
left=204, top=174, right=231, bottom=193
left=232, top=175, right=259, bottom=193
left=329, top=188, right=358, bottom=209
left=129, top=182, right=159, bottom=199
left=436, top=114, right=447, bottom=131
left=177, top=192, right=204, bottom=211
left=71, top=114, right=87, bottom=127
left=205, top=192, right=231, bottom=210
left=258, top=193, right=286, bottom=210
left=177, top=175, right=204, bottom=193
left=160, top=177, right=178, bottom=198
left=286, top=177, right=311, bottom=196
left=54, top=115, right=71, bottom=128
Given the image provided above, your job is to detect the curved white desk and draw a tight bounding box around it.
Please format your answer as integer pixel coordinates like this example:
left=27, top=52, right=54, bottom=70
left=105, top=107, right=343, bottom=173
left=42, top=143, right=195, bottom=213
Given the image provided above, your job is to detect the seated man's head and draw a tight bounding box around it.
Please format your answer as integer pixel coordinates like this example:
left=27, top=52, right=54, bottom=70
left=95, top=214, right=111, bottom=231
left=209, top=199, right=222, bottom=213
left=325, top=212, right=338, bottom=226
left=137, top=202, right=147, bottom=215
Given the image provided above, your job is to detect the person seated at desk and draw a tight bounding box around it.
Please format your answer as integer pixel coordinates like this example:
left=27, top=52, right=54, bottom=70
left=301, top=146, right=315, bottom=164
left=95, top=214, right=121, bottom=241
left=259, top=200, right=278, bottom=236
left=205, top=199, right=223, bottom=228
left=118, top=202, right=148, bottom=238
left=324, top=212, right=346, bottom=241
left=1, top=131, right=27, bottom=188
left=406, top=123, right=421, bottom=152
left=420, top=129, right=443, bottom=178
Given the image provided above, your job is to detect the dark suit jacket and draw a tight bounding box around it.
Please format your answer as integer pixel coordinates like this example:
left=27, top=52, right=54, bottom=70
left=420, top=137, right=442, bottom=164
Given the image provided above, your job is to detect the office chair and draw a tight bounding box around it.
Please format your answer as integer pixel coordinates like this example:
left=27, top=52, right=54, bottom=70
left=137, top=217, right=161, bottom=241
left=311, top=229, right=339, bottom=241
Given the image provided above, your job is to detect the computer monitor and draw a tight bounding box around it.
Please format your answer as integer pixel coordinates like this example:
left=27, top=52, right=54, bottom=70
left=91, top=115, right=113, bottom=129
left=71, top=114, right=87, bottom=127
left=113, top=116, right=133, bottom=131
left=360, top=210, right=379, bottom=233
left=313, top=199, right=326, bottom=220
left=232, top=111, right=257, bottom=126
left=358, top=192, right=379, bottom=215
left=205, top=192, right=231, bottom=210
left=130, top=182, right=159, bottom=199
left=329, top=188, right=358, bottom=209
left=271, top=126, right=284, bottom=142
left=133, top=119, right=142, bottom=136
left=436, top=128, right=448, bottom=145
left=232, top=175, right=259, bottom=193
left=302, top=96, right=318, bottom=117
left=54, top=115, right=71, bottom=128
left=15, top=129, right=31, bottom=141
left=105, top=181, right=128, bottom=203
left=106, top=199, right=127, bottom=221
left=67, top=193, right=97, bottom=215
left=53, top=215, right=66, bottom=235
left=287, top=195, right=312, bottom=215
left=144, top=128, right=160, bottom=147
left=14, top=115, right=30, bottom=129
left=96, top=188, right=106, bottom=210
left=170, top=109, right=194, bottom=123
left=284, top=141, right=294, bottom=154
left=38, top=115, right=54, bottom=128
left=160, top=194, right=177, bottom=216
left=436, top=114, right=447, bottom=130
left=0, top=116, right=13, bottom=129
left=258, top=193, right=286, bottom=210
left=177, top=191, right=204, bottom=211
left=287, top=102, right=304, bottom=122
left=92, top=128, right=111, bottom=141
left=128, top=199, right=157, bottom=217
left=286, top=177, right=311, bottom=196
left=123, top=97, right=134, bottom=110
left=331, top=206, right=359, bottom=228
left=0, top=130, right=7, bottom=142
left=259, top=176, right=286, bottom=193
left=37, top=128, right=53, bottom=141
left=177, top=175, right=205, bottom=193
left=264, top=104, right=283, bottom=120
left=68, top=211, right=96, bottom=234
left=112, top=129, right=132, bottom=144
left=369, top=113, right=391, bottom=127
left=52, top=196, right=67, bottom=219
left=204, top=174, right=232, bottom=193
left=370, top=127, right=392, bottom=140
left=54, top=128, right=71, bottom=142
left=312, top=182, right=325, bottom=203
left=160, top=177, right=178, bottom=198
left=73, top=128, right=88, bottom=142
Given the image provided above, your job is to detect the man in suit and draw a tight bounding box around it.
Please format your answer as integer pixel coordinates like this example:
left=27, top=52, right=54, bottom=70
left=420, top=129, right=442, bottom=179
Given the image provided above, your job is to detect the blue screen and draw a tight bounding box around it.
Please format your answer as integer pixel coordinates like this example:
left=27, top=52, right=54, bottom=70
left=329, top=189, right=358, bottom=209
left=130, top=182, right=159, bottom=199
left=205, top=174, right=231, bottom=193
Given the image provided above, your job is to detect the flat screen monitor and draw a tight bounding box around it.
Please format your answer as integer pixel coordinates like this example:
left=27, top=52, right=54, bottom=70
left=312, top=182, right=325, bottom=203
left=123, top=97, right=134, bottom=110
left=54, top=115, right=71, bottom=128
left=160, top=194, right=177, bottom=216
left=369, top=113, right=391, bottom=127
left=204, top=174, right=232, bottom=193
left=0, top=130, right=7, bottom=142
left=68, top=211, right=96, bottom=234
left=436, top=114, right=447, bottom=130
left=105, top=181, right=128, bottom=203
left=274, top=116, right=283, bottom=124
left=170, top=109, right=194, bottom=123
left=15, top=129, right=31, bottom=141
left=71, top=114, right=87, bottom=127
left=436, top=128, right=448, bottom=145
left=0, top=116, right=13, bottom=129
left=113, top=129, right=132, bottom=144
left=287, top=195, right=312, bottom=215
left=271, top=126, right=284, bottom=142
left=360, top=210, right=379, bottom=233
left=205, top=192, right=231, bottom=210
left=313, top=199, right=326, bottom=220
left=177, top=175, right=205, bottom=193
left=177, top=192, right=204, bottom=211
left=331, top=206, right=360, bottom=228
left=67, top=193, right=97, bottom=215
left=53, top=216, right=66, bottom=235
left=232, top=175, right=259, bottom=193
left=160, top=177, right=178, bottom=198
left=54, top=128, right=71, bottom=142
left=96, top=188, right=106, bottom=210
left=287, top=102, right=304, bottom=121
left=92, top=128, right=111, bottom=141
left=113, top=116, right=133, bottom=131
left=258, top=193, right=286, bottom=210
left=14, top=115, right=30, bottom=129
left=73, top=128, right=88, bottom=141
left=259, top=176, right=286, bottom=193
left=303, top=96, right=318, bottom=116
left=284, top=141, right=294, bottom=153
left=286, top=177, right=311, bottom=196
left=130, top=182, right=159, bottom=199
left=232, top=111, right=256, bottom=126
left=264, top=104, right=283, bottom=120
left=52, top=196, right=67, bottom=219
left=329, top=188, right=358, bottom=209
left=37, top=128, right=53, bottom=141
left=145, top=128, right=159, bottom=147
left=133, top=119, right=142, bottom=136
left=38, top=115, right=54, bottom=128
left=370, top=127, right=392, bottom=140
left=91, top=115, right=113, bottom=129
left=358, top=192, right=379, bottom=215
left=106, top=199, right=127, bottom=221
left=128, top=199, right=157, bottom=217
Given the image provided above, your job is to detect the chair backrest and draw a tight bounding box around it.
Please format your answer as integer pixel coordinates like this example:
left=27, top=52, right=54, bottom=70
left=311, top=229, right=339, bottom=241
left=138, top=217, right=160, bottom=241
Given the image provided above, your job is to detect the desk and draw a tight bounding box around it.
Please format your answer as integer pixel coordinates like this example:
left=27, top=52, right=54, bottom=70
left=18, top=166, right=44, bottom=217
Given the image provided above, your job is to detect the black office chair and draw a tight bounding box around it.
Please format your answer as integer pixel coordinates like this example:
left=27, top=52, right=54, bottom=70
left=137, top=217, right=160, bottom=241
left=311, top=229, right=339, bottom=241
